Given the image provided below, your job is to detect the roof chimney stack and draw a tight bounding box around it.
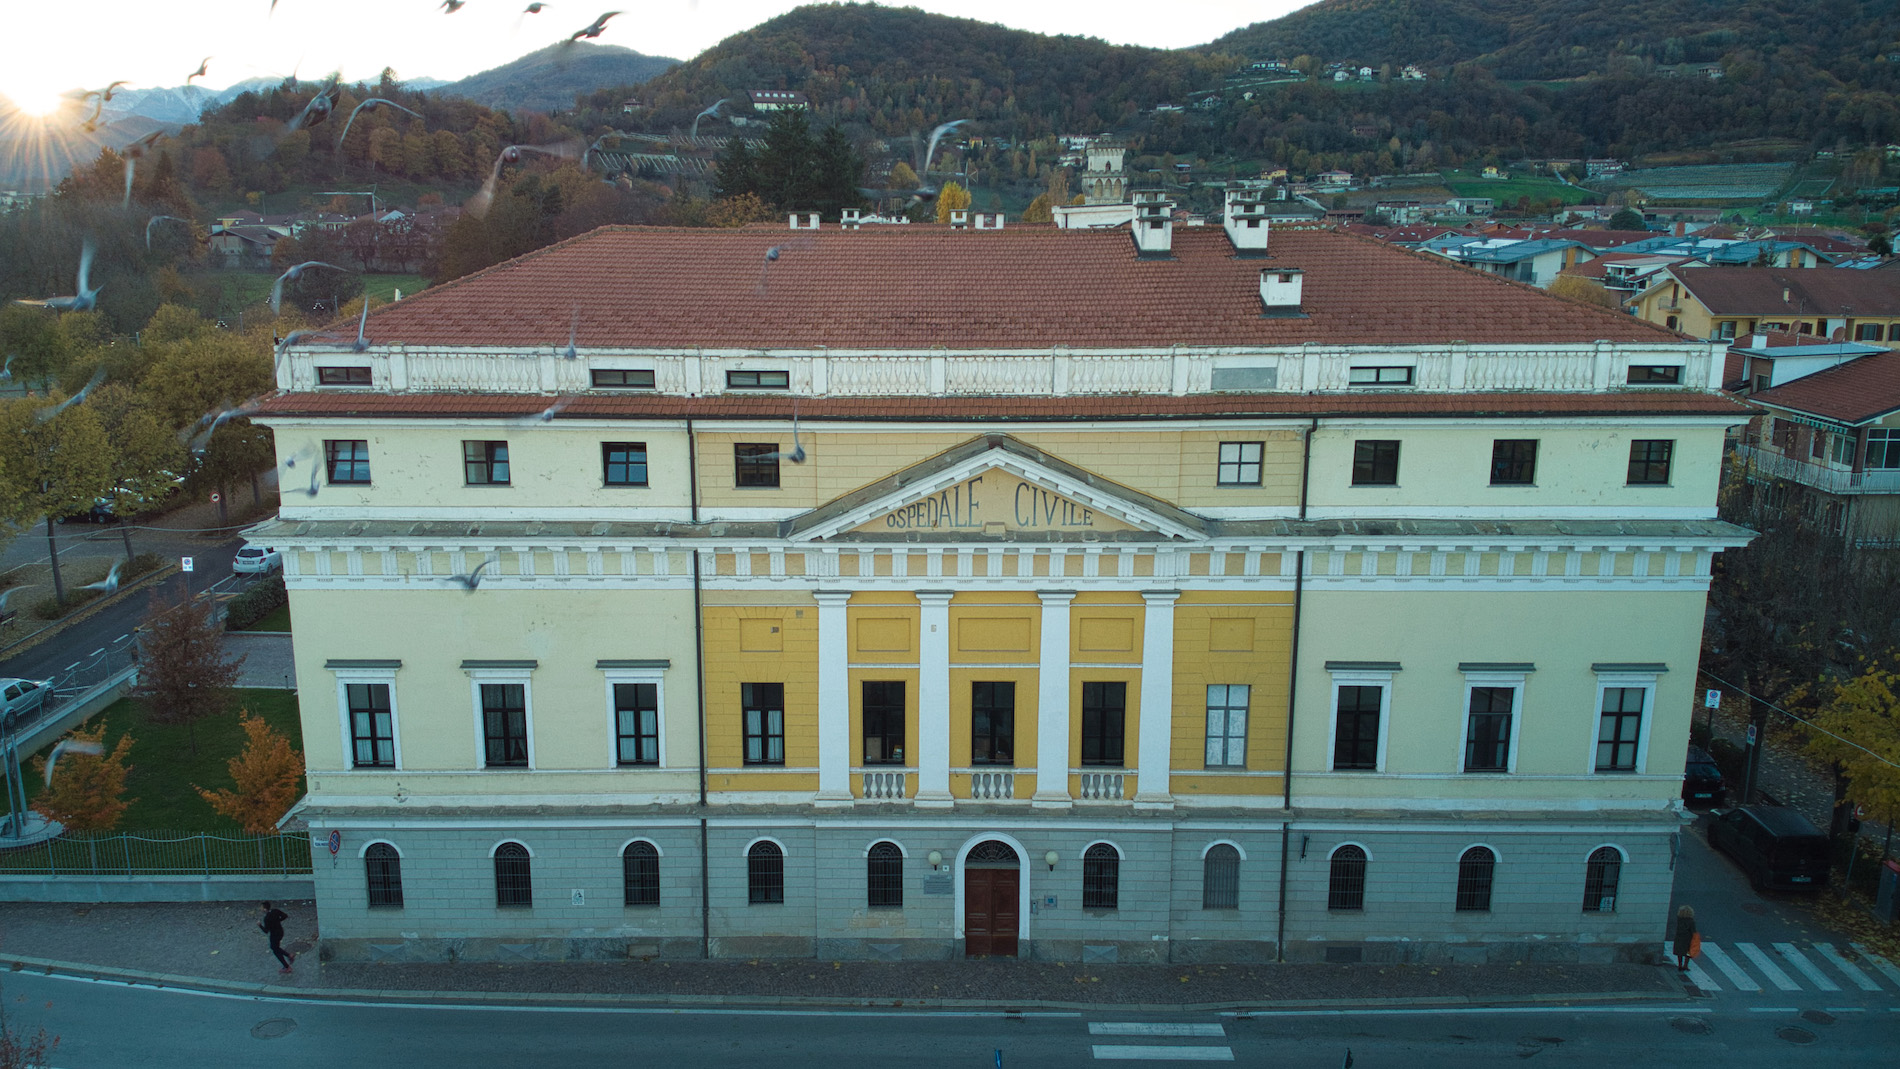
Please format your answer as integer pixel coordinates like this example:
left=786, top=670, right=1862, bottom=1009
left=789, top=211, right=820, bottom=230
left=950, top=209, right=969, bottom=229
left=1131, top=190, right=1174, bottom=258
left=1223, top=186, right=1271, bottom=256
left=973, top=212, right=1006, bottom=230
left=1260, top=268, right=1306, bottom=317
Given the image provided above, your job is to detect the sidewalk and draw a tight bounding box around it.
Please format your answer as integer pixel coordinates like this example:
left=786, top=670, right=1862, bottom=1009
left=0, top=902, right=1681, bottom=1010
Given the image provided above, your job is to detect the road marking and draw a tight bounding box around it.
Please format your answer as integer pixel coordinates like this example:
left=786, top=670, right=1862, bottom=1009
left=1662, top=942, right=1720, bottom=990
left=1735, top=942, right=1800, bottom=991
left=1850, top=943, right=1900, bottom=988
left=1091, top=1046, right=1234, bottom=1061
left=1746, top=1007, right=1800, bottom=1014
left=1091, top=1024, right=1226, bottom=1036
left=1814, top=943, right=1883, bottom=992
left=1698, top=943, right=1761, bottom=992
left=1772, top=944, right=1838, bottom=992
left=1222, top=1007, right=1708, bottom=1018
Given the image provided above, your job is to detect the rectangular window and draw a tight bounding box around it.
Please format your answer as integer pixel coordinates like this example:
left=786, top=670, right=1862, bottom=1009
left=1332, top=685, right=1382, bottom=770
left=316, top=366, right=371, bottom=386
left=1463, top=686, right=1514, bottom=773
left=1867, top=429, right=1900, bottom=470
left=347, top=682, right=394, bottom=768
left=1626, top=365, right=1683, bottom=384
left=1856, top=323, right=1883, bottom=342
left=734, top=443, right=781, bottom=488
left=324, top=440, right=371, bottom=485
left=463, top=440, right=511, bottom=485
left=1349, top=366, right=1414, bottom=386
left=1080, top=681, right=1127, bottom=766
left=1217, top=441, right=1263, bottom=486
left=613, top=682, right=659, bottom=766
left=1595, top=687, right=1645, bottom=772
left=971, top=681, right=1015, bottom=765
left=1489, top=439, right=1537, bottom=486
left=481, top=683, right=528, bottom=768
left=1716, top=321, right=1736, bottom=340
left=742, top=682, right=785, bottom=765
left=1204, top=684, right=1249, bottom=767
left=602, top=442, right=649, bottom=487
left=1772, top=418, right=1797, bottom=451
left=1810, top=430, right=1829, bottom=461
left=1352, top=440, right=1400, bottom=486
left=1626, top=439, right=1674, bottom=485
left=726, top=369, right=789, bottom=389
left=861, top=680, right=905, bottom=765
left=590, top=368, right=655, bottom=388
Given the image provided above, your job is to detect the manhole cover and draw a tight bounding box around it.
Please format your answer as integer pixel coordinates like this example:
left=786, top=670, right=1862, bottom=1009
left=1800, top=1010, right=1835, bottom=1026
left=1775, top=1026, right=1817, bottom=1045
left=1740, top=902, right=1770, bottom=915
left=1669, top=1017, right=1712, bottom=1035
left=250, top=1018, right=297, bottom=1040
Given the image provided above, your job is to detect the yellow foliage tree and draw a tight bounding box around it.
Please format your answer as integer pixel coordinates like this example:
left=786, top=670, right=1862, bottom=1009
left=934, top=181, right=973, bottom=223
left=1807, top=669, right=1900, bottom=821
left=888, top=161, right=919, bottom=189
left=1021, top=192, right=1054, bottom=224
left=705, top=192, right=776, bottom=228
left=1548, top=275, right=1622, bottom=309
left=195, top=711, right=306, bottom=834
left=31, top=724, right=134, bottom=832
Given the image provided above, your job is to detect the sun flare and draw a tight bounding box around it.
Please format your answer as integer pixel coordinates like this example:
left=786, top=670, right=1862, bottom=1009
left=2, top=85, right=66, bottom=118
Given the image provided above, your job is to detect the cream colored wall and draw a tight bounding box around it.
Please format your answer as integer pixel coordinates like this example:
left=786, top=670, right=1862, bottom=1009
left=1293, top=587, right=1707, bottom=803
left=290, top=585, right=699, bottom=787
left=1305, top=424, right=1728, bottom=514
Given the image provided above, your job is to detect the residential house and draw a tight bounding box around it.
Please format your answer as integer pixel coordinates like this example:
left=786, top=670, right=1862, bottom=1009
left=1626, top=267, right=1900, bottom=342
left=259, top=195, right=1749, bottom=967
left=1421, top=236, right=1596, bottom=288
left=1445, top=197, right=1494, bottom=216
left=748, top=90, right=809, bottom=111
left=1372, top=201, right=1424, bottom=226
left=1400, top=65, right=1426, bottom=80
left=1313, top=170, right=1353, bottom=187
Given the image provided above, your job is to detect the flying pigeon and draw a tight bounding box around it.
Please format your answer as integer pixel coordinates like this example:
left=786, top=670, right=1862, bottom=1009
left=15, top=239, right=101, bottom=312
left=78, top=558, right=125, bottom=595
left=146, top=215, right=192, bottom=250
left=34, top=365, right=107, bottom=424
left=691, top=98, right=730, bottom=139
left=750, top=403, right=807, bottom=463
left=569, top=10, right=620, bottom=40
left=285, top=77, right=340, bottom=133
left=187, top=58, right=211, bottom=84
left=336, top=98, right=425, bottom=146
left=43, top=738, right=105, bottom=787
left=269, top=261, right=351, bottom=316
left=447, top=558, right=494, bottom=591
left=466, top=141, right=582, bottom=218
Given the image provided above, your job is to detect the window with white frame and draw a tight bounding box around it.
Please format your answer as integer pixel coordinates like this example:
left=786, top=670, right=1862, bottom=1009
left=1590, top=666, right=1661, bottom=774
left=466, top=664, right=535, bottom=770
left=1204, top=684, right=1249, bottom=767
left=1460, top=667, right=1529, bottom=774
left=1867, top=429, right=1900, bottom=470
left=612, top=681, right=661, bottom=766
left=1325, top=663, right=1396, bottom=773
left=331, top=663, right=400, bottom=771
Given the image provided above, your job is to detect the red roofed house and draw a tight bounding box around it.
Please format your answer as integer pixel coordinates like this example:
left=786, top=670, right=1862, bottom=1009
left=1627, top=266, right=1900, bottom=343
left=257, top=188, right=1753, bottom=967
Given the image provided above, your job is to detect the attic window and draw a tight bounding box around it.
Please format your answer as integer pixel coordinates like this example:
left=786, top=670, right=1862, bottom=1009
left=1626, top=365, right=1682, bottom=385
left=1348, top=366, right=1413, bottom=386
left=591, top=369, right=655, bottom=389
left=317, top=366, right=372, bottom=386
left=727, top=369, right=790, bottom=389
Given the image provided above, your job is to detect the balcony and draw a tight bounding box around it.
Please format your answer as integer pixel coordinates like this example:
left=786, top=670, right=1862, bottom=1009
left=1734, top=443, right=1900, bottom=495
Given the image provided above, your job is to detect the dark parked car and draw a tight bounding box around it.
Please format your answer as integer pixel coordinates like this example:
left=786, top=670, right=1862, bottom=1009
left=1708, top=805, right=1830, bottom=891
left=1682, top=744, right=1726, bottom=807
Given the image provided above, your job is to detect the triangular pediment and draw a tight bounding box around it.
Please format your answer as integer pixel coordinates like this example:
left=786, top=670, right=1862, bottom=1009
left=785, top=435, right=1205, bottom=542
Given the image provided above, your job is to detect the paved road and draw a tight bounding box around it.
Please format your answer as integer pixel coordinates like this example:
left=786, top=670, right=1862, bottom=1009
left=2, top=973, right=1891, bottom=1069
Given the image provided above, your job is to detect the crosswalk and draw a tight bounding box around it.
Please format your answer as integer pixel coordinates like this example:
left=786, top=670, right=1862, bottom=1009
left=1669, top=941, right=1900, bottom=997
left=1088, top=1022, right=1232, bottom=1061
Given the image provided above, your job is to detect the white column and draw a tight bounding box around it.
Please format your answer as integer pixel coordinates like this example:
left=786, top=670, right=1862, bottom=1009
left=1134, top=590, right=1180, bottom=809
left=915, top=591, right=955, bottom=808
left=1033, top=590, right=1076, bottom=807
left=814, top=591, right=853, bottom=805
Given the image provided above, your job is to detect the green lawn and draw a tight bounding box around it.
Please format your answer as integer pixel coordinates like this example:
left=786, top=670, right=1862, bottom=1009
left=1, top=689, right=305, bottom=832
left=207, top=271, right=431, bottom=320
left=1441, top=170, right=1591, bottom=205
left=244, top=603, right=292, bottom=633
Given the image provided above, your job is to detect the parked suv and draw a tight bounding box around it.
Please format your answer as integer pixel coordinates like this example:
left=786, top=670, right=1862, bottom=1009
left=1682, top=744, right=1726, bottom=807
left=1708, top=805, right=1830, bottom=891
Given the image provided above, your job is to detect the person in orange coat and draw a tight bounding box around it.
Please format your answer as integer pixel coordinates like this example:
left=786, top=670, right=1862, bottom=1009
left=1672, top=905, right=1697, bottom=971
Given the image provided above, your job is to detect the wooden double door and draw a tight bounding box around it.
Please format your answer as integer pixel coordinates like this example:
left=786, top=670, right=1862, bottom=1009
left=964, top=867, right=1020, bottom=957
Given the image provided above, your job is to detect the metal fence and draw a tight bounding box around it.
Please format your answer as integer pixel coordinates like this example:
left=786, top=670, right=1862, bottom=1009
left=0, top=830, right=312, bottom=876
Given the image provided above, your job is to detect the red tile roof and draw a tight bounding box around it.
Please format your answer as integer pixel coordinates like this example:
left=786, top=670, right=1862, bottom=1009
left=344, top=225, right=1683, bottom=351
left=1746, top=350, right=1900, bottom=424
left=1670, top=267, right=1900, bottom=316
left=256, top=390, right=1755, bottom=422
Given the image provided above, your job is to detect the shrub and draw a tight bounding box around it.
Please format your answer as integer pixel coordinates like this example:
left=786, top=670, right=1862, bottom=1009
left=223, top=573, right=287, bottom=632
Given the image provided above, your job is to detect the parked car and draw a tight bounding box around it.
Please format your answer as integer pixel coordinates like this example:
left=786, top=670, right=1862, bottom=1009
left=1682, top=744, right=1726, bottom=807
left=1707, top=805, right=1831, bottom=891
left=233, top=544, right=281, bottom=574
left=0, top=677, right=52, bottom=722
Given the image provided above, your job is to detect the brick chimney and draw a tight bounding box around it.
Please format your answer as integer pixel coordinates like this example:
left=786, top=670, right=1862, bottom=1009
left=1131, top=190, right=1174, bottom=258
left=1260, top=268, right=1306, bottom=317
left=1223, top=186, right=1270, bottom=256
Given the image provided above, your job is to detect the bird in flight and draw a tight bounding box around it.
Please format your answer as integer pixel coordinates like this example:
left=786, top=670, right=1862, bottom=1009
left=78, top=559, right=125, bottom=595
left=524, top=2, right=550, bottom=11
left=15, top=239, right=101, bottom=312
left=569, top=11, right=620, bottom=40
left=867, top=119, right=969, bottom=207
left=757, top=236, right=816, bottom=295
left=351, top=300, right=372, bottom=351
left=752, top=403, right=807, bottom=463
left=182, top=397, right=266, bottom=454
left=519, top=396, right=574, bottom=425
left=121, top=130, right=165, bottom=208
left=562, top=307, right=580, bottom=359
left=440, top=0, right=467, bottom=12
left=269, top=261, right=351, bottom=316
left=43, top=738, right=105, bottom=787
left=447, top=558, right=495, bottom=591
left=146, top=215, right=193, bottom=250
left=285, top=77, right=341, bottom=133
left=337, top=98, right=425, bottom=146
left=691, top=99, right=730, bottom=139
left=36, top=366, right=108, bottom=424
left=187, top=58, right=212, bottom=84
left=467, top=141, right=582, bottom=218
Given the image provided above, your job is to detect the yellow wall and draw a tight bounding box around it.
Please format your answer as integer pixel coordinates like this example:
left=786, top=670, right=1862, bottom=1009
left=1169, top=593, right=1295, bottom=795
left=701, top=600, right=819, bottom=775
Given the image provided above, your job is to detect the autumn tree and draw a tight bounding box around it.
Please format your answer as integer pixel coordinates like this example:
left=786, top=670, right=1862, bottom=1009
left=0, top=392, right=115, bottom=604
left=935, top=181, right=973, bottom=223
left=30, top=724, right=134, bottom=832
left=0, top=1006, right=57, bottom=1069
left=705, top=192, right=775, bottom=228
left=1607, top=207, right=1646, bottom=231
left=88, top=382, right=188, bottom=560
left=133, top=588, right=244, bottom=756
left=1021, top=192, right=1054, bottom=223
left=196, top=711, right=305, bottom=833
left=1548, top=275, right=1622, bottom=309
left=1806, top=668, right=1900, bottom=828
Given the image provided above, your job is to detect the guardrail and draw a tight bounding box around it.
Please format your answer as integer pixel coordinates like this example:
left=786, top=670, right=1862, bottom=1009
left=0, top=830, right=312, bottom=876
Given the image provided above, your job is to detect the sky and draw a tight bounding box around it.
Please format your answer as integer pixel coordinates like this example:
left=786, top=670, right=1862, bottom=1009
left=0, top=0, right=1309, bottom=111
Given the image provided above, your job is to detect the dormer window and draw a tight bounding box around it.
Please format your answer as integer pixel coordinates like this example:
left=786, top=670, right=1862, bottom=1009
left=1348, top=366, right=1413, bottom=386
left=317, top=366, right=372, bottom=386
left=727, top=369, right=790, bottom=389
left=1626, top=365, right=1682, bottom=385
left=591, top=369, right=655, bottom=389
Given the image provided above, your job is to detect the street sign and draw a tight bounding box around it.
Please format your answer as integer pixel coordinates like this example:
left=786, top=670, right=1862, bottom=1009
left=571, top=888, right=586, bottom=906
left=327, top=830, right=341, bottom=855
left=1746, top=724, right=1758, bottom=746
left=1704, top=689, right=1721, bottom=709
left=181, top=556, right=194, bottom=573
left=209, top=492, right=221, bottom=504
left=1856, top=803, right=1867, bottom=819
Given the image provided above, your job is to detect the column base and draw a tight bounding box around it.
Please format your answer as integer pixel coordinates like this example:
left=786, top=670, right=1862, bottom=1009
left=912, top=790, right=955, bottom=809
left=1031, top=793, right=1074, bottom=809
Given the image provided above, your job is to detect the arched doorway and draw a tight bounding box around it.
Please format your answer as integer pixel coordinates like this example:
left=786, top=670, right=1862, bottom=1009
left=963, top=839, right=1020, bottom=957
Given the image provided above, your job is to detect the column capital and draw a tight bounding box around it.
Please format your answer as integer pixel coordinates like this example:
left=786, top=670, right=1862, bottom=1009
left=1140, top=589, right=1183, bottom=604
left=915, top=590, right=956, bottom=604
left=1036, top=589, right=1078, bottom=604
left=812, top=590, right=854, bottom=606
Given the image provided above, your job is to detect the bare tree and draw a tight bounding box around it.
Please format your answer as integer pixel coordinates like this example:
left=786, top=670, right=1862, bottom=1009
left=133, top=588, right=244, bottom=757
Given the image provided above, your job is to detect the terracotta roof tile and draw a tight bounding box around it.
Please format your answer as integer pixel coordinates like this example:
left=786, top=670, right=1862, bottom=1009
left=344, top=225, right=1683, bottom=351
left=1672, top=267, right=1900, bottom=316
left=1746, top=350, right=1900, bottom=424
left=257, top=390, right=1755, bottom=422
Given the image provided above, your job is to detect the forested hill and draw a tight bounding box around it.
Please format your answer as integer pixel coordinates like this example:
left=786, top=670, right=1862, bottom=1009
left=1210, top=0, right=1900, bottom=82
left=441, top=41, right=679, bottom=114
left=629, top=3, right=1232, bottom=138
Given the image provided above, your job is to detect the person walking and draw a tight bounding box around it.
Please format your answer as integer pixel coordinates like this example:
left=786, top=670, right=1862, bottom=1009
left=1672, top=905, right=1698, bottom=971
left=259, top=901, right=294, bottom=973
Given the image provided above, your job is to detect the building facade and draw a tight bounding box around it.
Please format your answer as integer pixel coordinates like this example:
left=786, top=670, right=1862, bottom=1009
left=260, top=201, right=1752, bottom=967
